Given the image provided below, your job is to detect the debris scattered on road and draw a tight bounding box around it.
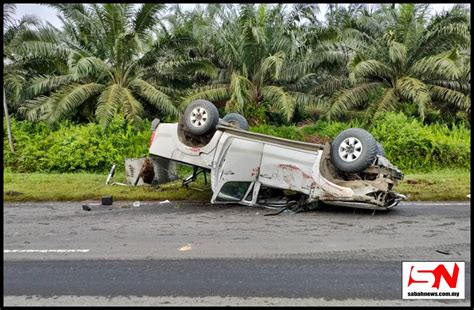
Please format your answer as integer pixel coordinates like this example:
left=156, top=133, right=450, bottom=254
left=436, top=249, right=451, bottom=255
left=82, top=205, right=92, bottom=211
left=133, top=201, right=141, bottom=208
left=467, top=194, right=471, bottom=199
left=179, top=244, right=192, bottom=251
left=102, top=196, right=113, bottom=205
left=159, top=200, right=170, bottom=204
left=105, top=164, right=116, bottom=185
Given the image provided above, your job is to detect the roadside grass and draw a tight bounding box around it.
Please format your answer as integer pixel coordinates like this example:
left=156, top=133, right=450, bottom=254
left=3, top=169, right=470, bottom=202
left=396, top=169, right=470, bottom=201
left=3, top=170, right=212, bottom=203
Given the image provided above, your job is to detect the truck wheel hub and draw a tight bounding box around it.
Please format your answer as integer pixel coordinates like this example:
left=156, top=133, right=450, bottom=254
left=190, top=107, right=208, bottom=127
left=338, top=137, right=362, bottom=162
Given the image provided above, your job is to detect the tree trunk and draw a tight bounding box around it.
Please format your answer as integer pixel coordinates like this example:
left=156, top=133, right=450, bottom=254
left=3, top=87, right=15, bottom=153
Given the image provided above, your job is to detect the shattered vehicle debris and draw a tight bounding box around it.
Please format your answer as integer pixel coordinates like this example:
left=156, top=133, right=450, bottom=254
left=149, top=99, right=406, bottom=211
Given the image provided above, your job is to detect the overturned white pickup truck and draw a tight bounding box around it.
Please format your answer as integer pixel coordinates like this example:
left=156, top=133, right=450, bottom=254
left=149, top=99, right=405, bottom=211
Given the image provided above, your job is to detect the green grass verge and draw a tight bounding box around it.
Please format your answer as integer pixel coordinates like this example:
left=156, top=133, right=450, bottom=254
left=397, top=169, right=470, bottom=201
left=3, top=169, right=470, bottom=202
left=3, top=171, right=212, bottom=202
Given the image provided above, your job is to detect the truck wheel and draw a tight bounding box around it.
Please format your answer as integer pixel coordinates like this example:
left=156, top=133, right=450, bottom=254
left=223, top=113, right=249, bottom=130
left=330, top=128, right=378, bottom=173
left=376, top=141, right=385, bottom=157
left=184, top=99, right=219, bottom=135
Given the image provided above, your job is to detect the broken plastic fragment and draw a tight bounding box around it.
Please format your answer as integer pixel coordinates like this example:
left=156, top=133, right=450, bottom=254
left=159, top=200, right=170, bottom=204
left=179, top=244, right=192, bottom=251
left=133, top=201, right=141, bottom=208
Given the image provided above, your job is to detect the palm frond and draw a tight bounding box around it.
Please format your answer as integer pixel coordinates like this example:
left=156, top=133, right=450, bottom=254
left=430, top=85, right=470, bottom=112
left=410, top=49, right=463, bottom=80
left=129, top=79, right=179, bottom=117
left=96, top=84, right=125, bottom=126
left=156, top=57, right=218, bottom=79
left=326, top=82, right=382, bottom=120
left=228, top=73, right=252, bottom=113
left=262, top=85, right=296, bottom=122
left=69, top=56, right=110, bottom=80
left=350, top=59, right=393, bottom=83
left=311, top=75, right=350, bottom=96
left=19, top=95, right=52, bottom=122
left=22, top=75, right=74, bottom=101
left=396, top=77, right=431, bottom=119
left=46, top=83, right=105, bottom=124
left=122, top=88, right=145, bottom=126
left=3, top=71, right=27, bottom=104
left=388, top=40, right=407, bottom=65
left=260, top=51, right=285, bottom=80
left=182, top=84, right=230, bottom=109
left=16, top=41, right=69, bottom=61
left=133, top=4, right=165, bottom=35
left=376, top=87, right=399, bottom=112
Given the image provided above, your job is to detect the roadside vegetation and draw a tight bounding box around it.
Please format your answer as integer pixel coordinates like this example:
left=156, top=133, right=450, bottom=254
left=3, top=4, right=470, bottom=202
left=4, top=112, right=470, bottom=173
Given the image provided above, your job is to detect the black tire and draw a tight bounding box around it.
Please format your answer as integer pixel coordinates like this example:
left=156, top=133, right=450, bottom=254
left=330, top=128, right=378, bottom=173
left=183, top=99, right=219, bottom=135
left=376, top=141, right=385, bottom=157
left=223, top=113, right=249, bottom=130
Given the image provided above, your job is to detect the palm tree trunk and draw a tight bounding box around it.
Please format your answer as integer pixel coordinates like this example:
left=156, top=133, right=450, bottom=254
left=3, top=87, right=15, bottom=153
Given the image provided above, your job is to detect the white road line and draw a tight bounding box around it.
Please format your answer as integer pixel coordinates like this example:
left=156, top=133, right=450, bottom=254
left=4, top=249, right=90, bottom=253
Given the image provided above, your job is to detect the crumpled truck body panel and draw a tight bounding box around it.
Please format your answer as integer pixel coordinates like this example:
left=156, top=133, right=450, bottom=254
left=149, top=123, right=405, bottom=210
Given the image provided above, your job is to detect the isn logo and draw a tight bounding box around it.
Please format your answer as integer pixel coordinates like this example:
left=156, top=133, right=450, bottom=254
left=402, top=262, right=465, bottom=299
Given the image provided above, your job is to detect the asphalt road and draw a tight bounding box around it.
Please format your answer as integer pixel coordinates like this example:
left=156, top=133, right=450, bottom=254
left=3, top=201, right=471, bottom=306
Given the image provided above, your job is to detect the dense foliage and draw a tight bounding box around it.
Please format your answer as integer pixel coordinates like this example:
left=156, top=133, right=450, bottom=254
left=3, top=3, right=471, bottom=126
left=3, top=118, right=151, bottom=173
left=4, top=113, right=470, bottom=173
left=3, top=4, right=470, bottom=175
left=253, top=112, right=470, bottom=171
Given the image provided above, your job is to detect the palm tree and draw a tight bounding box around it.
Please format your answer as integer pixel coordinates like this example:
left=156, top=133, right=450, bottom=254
left=181, top=4, right=323, bottom=123
left=16, top=4, right=179, bottom=127
left=3, top=4, right=45, bottom=114
left=325, top=4, right=471, bottom=120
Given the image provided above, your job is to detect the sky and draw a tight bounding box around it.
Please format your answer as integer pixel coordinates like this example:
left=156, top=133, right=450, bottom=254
left=12, top=3, right=463, bottom=29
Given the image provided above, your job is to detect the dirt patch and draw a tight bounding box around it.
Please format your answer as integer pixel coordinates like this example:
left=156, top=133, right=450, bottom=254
left=6, top=191, right=24, bottom=196
left=406, top=179, right=435, bottom=185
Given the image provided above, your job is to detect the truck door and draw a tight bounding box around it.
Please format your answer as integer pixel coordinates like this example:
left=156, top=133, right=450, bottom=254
left=259, top=144, right=318, bottom=195
left=211, top=138, right=263, bottom=204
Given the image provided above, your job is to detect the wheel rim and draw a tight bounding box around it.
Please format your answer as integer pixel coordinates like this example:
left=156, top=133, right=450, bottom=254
left=338, top=137, right=363, bottom=162
left=190, top=107, right=208, bottom=128
left=228, top=120, right=239, bottom=128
